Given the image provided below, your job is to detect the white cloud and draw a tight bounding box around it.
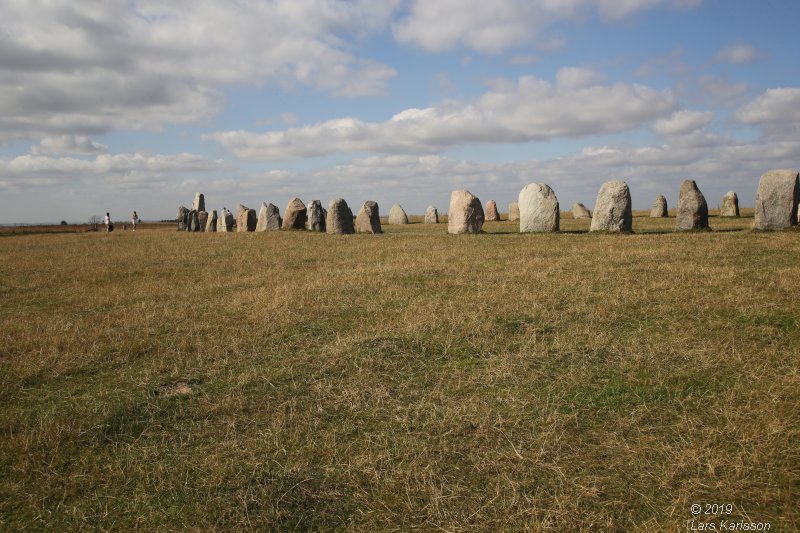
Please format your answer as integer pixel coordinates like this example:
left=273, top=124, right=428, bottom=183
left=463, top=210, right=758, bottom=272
left=715, top=43, right=759, bottom=64
left=696, top=75, right=749, bottom=104
left=31, top=136, right=108, bottom=156
left=653, top=110, right=713, bottom=136
left=206, top=75, right=676, bottom=160
left=508, top=55, right=540, bottom=66
left=555, top=67, right=601, bottom=89
left=736, top=88, right=800, bottom=136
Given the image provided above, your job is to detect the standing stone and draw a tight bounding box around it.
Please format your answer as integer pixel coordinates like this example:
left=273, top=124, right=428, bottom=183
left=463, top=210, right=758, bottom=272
left=256, top=203, right=281, bottom=231
left=177, top=206, right=189, bottom=231
left=485, top=200, right=500, bottom=221
left=590, top=180, right=633, bottom=233
left=282, top=198, right=307, bottom=230
left=519, top=183, right=560, bottom=232
left=192, top=192, right=205, bottom=213
left=755, top=169, right=800, bottom=230
left=188, top=209, right=201, bottom=232
left=650, top=195, right=668, bottom=218
left=306, top=200, right=326, bottom=232
left=720, top=191, right=740, bottom=217
left=448, top=190, right=484, bottom=234
left=676, top=179, right=709, bottom=231
left=508, top=202, right=520, bottom=221
left=206, top=210, right=218, bottom=232
left=236, top=205, right=257, bottom=232
left=355, top=201, right=382, bottom=234
left=197, top=211, right=208, bottom=232
left=218, top=209, right=234, bottom=232
left=572, top=203, right=592, bottom=219
left=424, top=206, right=439, bottom=224
left=326, top=198, right=355, bottom=234
left=388, top=204, right=409, bottom=225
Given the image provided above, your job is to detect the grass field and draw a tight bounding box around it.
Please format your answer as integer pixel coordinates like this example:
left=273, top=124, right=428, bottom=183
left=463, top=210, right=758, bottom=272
left=1, top=210, right=798, bottom=530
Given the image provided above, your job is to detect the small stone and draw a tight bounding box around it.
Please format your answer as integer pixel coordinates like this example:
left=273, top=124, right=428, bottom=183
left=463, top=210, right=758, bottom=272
left=282, top=198, right=307, bottom=230
left=590, top=180, right=633, bottom=233
left=306, top=200, right=326, bottom=232
left=256, top=203, right=281, bottom=231
left=388, top=204, right=409, bottom=224
left=448, top=190, right=484, bottom=234
left=206, top=210, right=218, bottom=232
left=572, top=203, right=591, bottom=219
left=485, top=200, right=500, bottom=221
left=424, top=206, right=439, bottom=224
left=192, top=192, right=205, bottom=213
left=237, top=205, right=257, bottom=232
left=519, top=183, right=560, bottom=232
left=755, top=169, right=800, bottom=230
left=197, top=211, right=208, bottom=231
left=720, top=191, right=739, bottom=217
left=650, top=195, right=668, bottom=218
left=356, top=201, right=382, bottom=233
left=326, top=198, right=355, bottom=234
left=676, top=179, right=709, bottom=231
left=508, top=202, right=520, bottom=221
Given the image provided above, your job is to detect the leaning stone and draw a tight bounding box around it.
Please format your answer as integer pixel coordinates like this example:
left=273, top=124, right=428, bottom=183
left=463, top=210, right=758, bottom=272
left=485, top=200, right=500, bottom=221
left=755, top=169, right=800, bottom=230
left=197, top=211, right=208, bottom=232
left=206, top=210, right=218, bottom=232
left=356, top=201, right=382, bottom=234
left=650, top=195, right=668, bottom=218
left=676, top=179, right=709, bottom=231
left=590, top=180, right=633, bottom=232
left=720, top=191, right=739, bottom=217
left=572, top=203, right=591, bottom=219
left=388, top=204, right=409, bottom=224
left=188, top=209, right=201, bottom=232
left=508, top=202, right=520, bottom=221
left=519, top=183, right=560, bottom=232
left=192, top=192, right=205, bottom=213
left=237, top=205, right=257, bottom=232
left=448, top=190, right=484, bottom=234
left=306, top=200, right=326, bottom=232
left=424, top=206, right=439, bottom=224
left=177, top=206, right=189, bottom=231
left=282, top=198, right=307, bottom=230
left=326, top=198, right=354, bottom=234
left=256, top=203, right=281, bottom=231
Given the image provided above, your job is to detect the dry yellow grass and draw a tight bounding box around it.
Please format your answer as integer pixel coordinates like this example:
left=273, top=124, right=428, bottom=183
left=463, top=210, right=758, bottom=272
left=0, top=212, right=797, bottom=530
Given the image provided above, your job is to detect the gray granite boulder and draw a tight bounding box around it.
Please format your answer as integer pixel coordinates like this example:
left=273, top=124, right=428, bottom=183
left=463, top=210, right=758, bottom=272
left=177, top=206, right=189, bottom=231
left=306, top=200, right=326, bottom=232
left=424, top=206, right=439, bottom=224
left=650, top=195, right=668, bottom=218
left=519, top=183, right=559, bottom=232
left=448, top=190, right=484, bottom=234
left=590, top=180, right=632, bottom=232
left=256, top=202, right=281, bottom=231
left=676, top=180, right=709, bottom=231
left=755, top=169, right=800, bottom=230
left=218, top=209, right=234, bottom=232
left=206, top=210, right=218, bottom=232
left=192, top=192, right=205, bottom=213
left=197, top=211, right=208, bottom=232
left=388, top=204, right=409, bottom=224
left=508, top=202, right=520, bottom=221
left=188, top=209, right=201, bottom=232
left=236, top=205, right=257, bottom=232
left=572, top=203, right=591, bottom=219
left=282, top=198, right=307, bottom=230
left=355, top=201, right=382, bottom=234
left=720, top=191, right=739, bottom=217
left=485, top=200, right=500, bottom=221
left=326, top=198, right=354, bottom=234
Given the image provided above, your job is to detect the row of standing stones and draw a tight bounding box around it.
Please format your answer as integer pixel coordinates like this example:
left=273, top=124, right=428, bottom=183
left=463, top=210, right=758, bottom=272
left=177, top=169, right=800, bottom=235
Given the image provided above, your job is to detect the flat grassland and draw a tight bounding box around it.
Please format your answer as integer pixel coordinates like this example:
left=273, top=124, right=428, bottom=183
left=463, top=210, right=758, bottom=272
left=1, top=211, right=798, bottom=530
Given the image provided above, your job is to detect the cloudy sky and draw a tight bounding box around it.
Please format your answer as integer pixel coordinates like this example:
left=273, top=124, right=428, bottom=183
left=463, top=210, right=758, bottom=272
left=1, top=0, right=799, bottom=223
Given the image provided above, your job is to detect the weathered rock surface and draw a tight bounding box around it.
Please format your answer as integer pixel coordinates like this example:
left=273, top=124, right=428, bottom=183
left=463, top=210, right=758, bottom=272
left=177, top=206, right=189, bottom=231
left=236, top=205, right=257, bottom=232
left=572, top=203, right=591, bottom=219
left=218, top=210, right=234, bottom=232
left=188, top=209, right=201, bottom=232
left=356, top=201, right=382, bottom=234
left=256, top=203, right=281, bottom=231
left=326, top=198, right=354, bottom=234
left=282, top=198, right=307, bottom=230
left=485, top=200, right=500, bottom=221
left=424, top=206, right=439, bottom=224
left=206, top=210, right=218, bottom=232
left=676, top=179, right=709, bottom=231
left=590, top=180, right=632, bottom=232
left=519, top=183, right=560, bottom=232
left=720, top=191, right=740, bottom=217
left=306, top=200, right=326, bottom=232
left=197, top=211, right=208, bottom=232
left=192, top=192, right=205, bottom=213
left=650, top=195, right=668, bottom=218
left=388, top=204, right=409, bottom=224
left=448, top=190, right=484, bottom=234
left=755, top=169, right=800, bottom=230
left=508, top=202, right=520, bottom=221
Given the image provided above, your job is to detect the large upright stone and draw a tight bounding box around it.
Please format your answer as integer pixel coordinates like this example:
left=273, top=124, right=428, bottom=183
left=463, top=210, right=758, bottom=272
left=236, top=205, right=257, bottom=232
left=676, top=179, right=709, bottom=231
left=282, top=198, right=307, bottom=230
left=192, top=192, right=205, bottom=213
left=485, top=200, right=500, bottom=221
left=720, top=191, right=740, bottom=217
left=197, top=211, right=208, bottom=232
left=572, top=203, right=591, bottom=219
left=755, top=169, right=800, bottom=230
left=388, top=204, right=409, bottom=225
left=508, top=202, right=520, bottom=221
left=448, top=190, right=484, bottom=234
left=177, top=206, right=189, bottom=231
left=650, top=195, right=668, bottom=218
left=306, top=200, right=326, bottom=232
left=590, top=180, right=632, bottom=233
left=218, top=209, right=234, bottom=232
left=206, top=210, right=218, bottom=232
left=424, top=206, right=439, bottom=224
left=355, top=201, right=382, bottom=234
left=519, top=183, right=560, bottom=232
left=256, top=203, right=281, bottom=231
left=188, top=209, right=201, bottom=232
left=326, top=198, right=354, bottom=234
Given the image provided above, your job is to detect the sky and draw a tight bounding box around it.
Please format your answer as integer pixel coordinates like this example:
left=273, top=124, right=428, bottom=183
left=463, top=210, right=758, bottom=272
left=1, top=0, right=799, bottom=223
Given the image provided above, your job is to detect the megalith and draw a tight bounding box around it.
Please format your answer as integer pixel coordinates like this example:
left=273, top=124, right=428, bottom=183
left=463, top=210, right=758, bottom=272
left=590, top=180, right=632, bottom=232
left=448, top=190, right=484, bottom=234
left=755, top=169, right=799, bottom=230
left=424, top=206, right=439, bottom=224
left=650, top=195, right=668, bottom=218
left=256, top=203, right=281, bottom=231
left=720, top=191, right=740, bottom=217
left=572, top=203, right=591, bottom=219
left=282, top=198, right=307, bottom=230
left=356, top=201, right=382, bottom=234
left=388, top=204, right=409, bottom=225
left=485, top=200, right=500, bottom=221
left=236, top=205, right=257, bottom=232
left=197, top=211, right=208, bottom=232
left=206, top=210, right=218, bottom=232
left=508, top=202, right=520, bottom=221
left=177, top=206, right=189, bottom=231
left=326, top=198, right=355, bottom=234
left=306, top=200, right=326, bottom=232
left=676, top=179, right=709, bottom=231
left=519, top=183, right=560, bottom=232
left=192, top=192, right=205, bottom=213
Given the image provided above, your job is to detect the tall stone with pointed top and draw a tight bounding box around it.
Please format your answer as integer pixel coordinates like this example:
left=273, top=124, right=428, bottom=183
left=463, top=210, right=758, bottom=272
left=388, top=204, right=409, bottom=224
left=519, top=183, right=560, bottom=232
left=650, top=195, right=668, bottom=217
left=197, top=211, right=208, bottom=231
left=572, top=203, right=591, bottom=219
left=755, top=169, right=800, bottom=230
left=424, top=206, right=439, bottom=224
left=326, top=198, right=354, bottom=234
left=720, top=191, right=740, bottom=217
left=192, top=192, right=205, bottom=213
left=206, top=210, right=218, bottom=232
left=508, top=202, right=520, bottom=221
left=256, top=202, right=281, bottom=231
left=306, top=200, right=326, bottom=232
left=177, top=206, right=189, bottom=231
left=590, top=180, right=632, bottom=232
left=356, top=201, right=382, bottom=234
left=282, top=198, right=307, bottom=230
left=448, top=190, right=484, bottom=234
left=236, top=204, right=256, bottom=232
left=485, top=200, right=500, bottom=221
left=676, top=179, right=709, bottom=231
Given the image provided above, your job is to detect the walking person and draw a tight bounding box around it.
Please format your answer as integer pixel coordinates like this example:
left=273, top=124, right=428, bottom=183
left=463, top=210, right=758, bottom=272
left=131, top=211, right=140, bottom=231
